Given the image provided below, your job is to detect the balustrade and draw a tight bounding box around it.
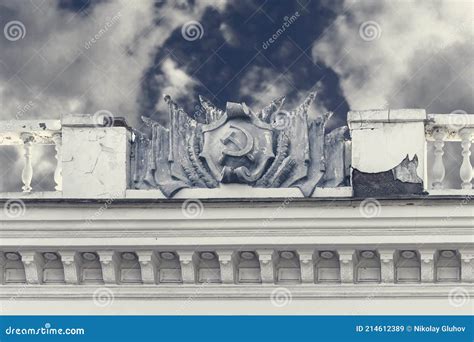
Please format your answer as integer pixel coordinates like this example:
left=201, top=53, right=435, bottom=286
left=426, top=114, right=474, bottom=191
left=0, top=120, right=62, bottom=193
left=0, top=112, right=472, bottom=195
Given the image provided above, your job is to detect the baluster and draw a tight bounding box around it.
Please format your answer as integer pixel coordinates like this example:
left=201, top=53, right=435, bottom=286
left=52, top=133, right=62, bottom=191
left=431, top=127, right=447, bottom=189
left=459, top=129, right=473, bottom=189
left=20, top=133, right=34, bottom=192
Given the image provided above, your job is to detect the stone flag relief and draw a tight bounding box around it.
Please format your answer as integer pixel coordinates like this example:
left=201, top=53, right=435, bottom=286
left=131, top=93, right=350, bottom=197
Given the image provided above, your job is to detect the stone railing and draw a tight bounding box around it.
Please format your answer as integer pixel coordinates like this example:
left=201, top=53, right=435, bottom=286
left=0, top=120, right=62, bottom=193
left=425, top=113, right=474, bottom=192
left=0, top=109, right=472, bottom=198
left=1, top=247, right=472, bottom=286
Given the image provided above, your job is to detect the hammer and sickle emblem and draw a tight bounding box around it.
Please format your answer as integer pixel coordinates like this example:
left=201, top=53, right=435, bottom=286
left=219, top=124, right=254, bottom=164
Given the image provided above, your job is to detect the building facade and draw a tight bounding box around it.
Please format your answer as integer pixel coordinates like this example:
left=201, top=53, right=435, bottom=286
left=0, top=97, right=472, bottom=315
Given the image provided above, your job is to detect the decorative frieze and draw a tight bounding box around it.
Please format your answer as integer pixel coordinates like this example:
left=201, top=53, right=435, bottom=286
left=0, top=247, right=468, bottom=286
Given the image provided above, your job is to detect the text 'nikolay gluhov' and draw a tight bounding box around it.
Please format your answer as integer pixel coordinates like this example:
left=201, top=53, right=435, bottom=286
left=413, top=325, right=466, bottom=333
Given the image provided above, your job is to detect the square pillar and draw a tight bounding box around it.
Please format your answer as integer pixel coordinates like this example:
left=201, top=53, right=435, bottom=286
left=136, top=251, right=159, bottom=285
left=59, top=251, right=80, bottom=284
left=97, top=251, right=120, bottom=284
left=297, top=249, right=315, bottom=284
left=338, top=250, right=355, bottom=284
left=348, top=109, right=427, bottom=193
left=20, top=251, right=44, bottom=284
left=62, top=114, right=131, bottom=198
left=460, top=249, right=474, bottom=283
left=216, top=250, right=236, bottom=284
left=177, top=251, right=196, bottom=284
left=419, top=249, right=435, bottom=283
left=379, top=249, right=395, bottom=283
left=256, top=249, right=275, bottom=284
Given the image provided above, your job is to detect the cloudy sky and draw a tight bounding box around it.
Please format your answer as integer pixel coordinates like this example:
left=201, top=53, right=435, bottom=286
left=0, top=0, right=472, bottom=191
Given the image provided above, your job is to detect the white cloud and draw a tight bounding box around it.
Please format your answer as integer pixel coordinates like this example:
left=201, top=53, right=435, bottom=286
left=312, top=0, right=474, bottom=113
left=0, top=0, right=228, bottom=127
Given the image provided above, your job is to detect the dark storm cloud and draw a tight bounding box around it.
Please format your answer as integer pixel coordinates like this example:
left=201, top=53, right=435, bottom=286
left=140, top=0, right=349, bottom=127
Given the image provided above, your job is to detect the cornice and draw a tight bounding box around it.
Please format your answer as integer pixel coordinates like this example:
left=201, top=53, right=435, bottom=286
left=1, top=284, right=472, bottom=300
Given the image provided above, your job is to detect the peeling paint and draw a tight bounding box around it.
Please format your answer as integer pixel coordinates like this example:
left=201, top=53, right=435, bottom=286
left=392, top=154, right=422, bottom=183
left=353, top=155, right=424, bottom=197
